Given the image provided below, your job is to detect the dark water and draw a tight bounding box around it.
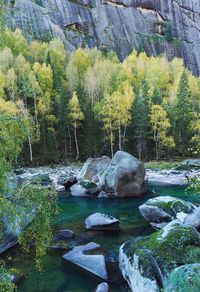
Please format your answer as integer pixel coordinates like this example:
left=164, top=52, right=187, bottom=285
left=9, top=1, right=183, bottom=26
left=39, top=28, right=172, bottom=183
left=4, top=184, right=200, bottom=292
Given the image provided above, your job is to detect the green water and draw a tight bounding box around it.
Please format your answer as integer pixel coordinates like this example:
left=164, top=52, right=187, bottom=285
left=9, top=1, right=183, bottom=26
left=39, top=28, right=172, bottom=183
left=4, top=185, right=200, bottom=292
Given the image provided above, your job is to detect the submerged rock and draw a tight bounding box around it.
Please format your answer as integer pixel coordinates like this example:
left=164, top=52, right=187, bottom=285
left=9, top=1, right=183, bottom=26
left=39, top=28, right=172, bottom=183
left=100, top=151, right=146, bottom=197
left=139, top=196, right=196, bottom=229
left=63, top=242, right=107, bottom=280
left=119, top=221, right=200, bottom=292
left=164, top=264, right=200, bottom=292
left=85, top=213, right=120, bottom=231
left=95, top=282, right=109, bottom=292
left=53, top=229, right=75, bottom=241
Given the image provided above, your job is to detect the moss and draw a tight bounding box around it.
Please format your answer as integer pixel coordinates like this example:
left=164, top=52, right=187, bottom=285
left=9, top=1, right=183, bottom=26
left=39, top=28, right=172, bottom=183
left=164, top=264, right=200, bottom=292
left=79, top=181, right=97, bottom=189
left=144, top=198, right=194, bottom=217
left=123, top=223, right=200, bottom=277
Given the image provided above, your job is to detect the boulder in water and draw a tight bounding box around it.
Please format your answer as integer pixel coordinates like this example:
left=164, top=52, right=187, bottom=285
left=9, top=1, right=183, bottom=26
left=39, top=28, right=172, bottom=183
left=63, top=242, right=108, bottom=280
left=119, top=220, right=200, bottom=292
left=100, top=151, right=146, bottom=197
left=53, top=229, right=75, bottom=241
left=139, top=196, right=196, bottom=228
left=85, top=213, right=120, bottom=231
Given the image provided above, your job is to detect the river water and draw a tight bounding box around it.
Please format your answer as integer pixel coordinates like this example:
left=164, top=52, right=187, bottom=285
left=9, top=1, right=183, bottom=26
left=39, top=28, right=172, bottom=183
left=3, top=173, right=200, bottom=292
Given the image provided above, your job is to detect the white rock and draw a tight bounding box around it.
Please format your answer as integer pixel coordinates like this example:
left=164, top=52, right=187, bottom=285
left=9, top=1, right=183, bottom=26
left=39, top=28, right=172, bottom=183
left=63, top=242, right=107, bottom=280
left=85, top=213, right=120, bottom=230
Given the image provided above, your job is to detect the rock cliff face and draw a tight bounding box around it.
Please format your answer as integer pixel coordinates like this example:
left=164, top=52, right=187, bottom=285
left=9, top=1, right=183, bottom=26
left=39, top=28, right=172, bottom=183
left=5, top=0, right=200, bottom=75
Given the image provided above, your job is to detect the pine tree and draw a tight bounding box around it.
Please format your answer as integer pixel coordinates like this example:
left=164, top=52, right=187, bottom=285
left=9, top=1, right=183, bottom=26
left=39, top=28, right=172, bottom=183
left=175, top=70, right=193, bottom=156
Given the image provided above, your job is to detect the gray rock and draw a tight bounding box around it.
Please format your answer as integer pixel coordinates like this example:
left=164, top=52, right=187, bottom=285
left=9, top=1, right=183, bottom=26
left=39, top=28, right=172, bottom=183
left=100, top=151, right=146, bottom=197
left=95, top=282, right=109, bottom=292
left=63, top=242, right=108, bottom=280
left=6, top=0, right=200, bottom=75
left=85, top=213, right=120, bottom=231
left=139, top=196, right=196, bottom=228
left=98, top=191, right=109, bottom=198
left=178, top=159, right=200, bottom=170
left=146, top=169, right=190, bottom=186
left=77, top=156, right=111, bottom=181
left=119, top=221, right=200, bottom=292
left=53, top=229, right=75, bottom=241
left=70, top=180, right=98, bottom=196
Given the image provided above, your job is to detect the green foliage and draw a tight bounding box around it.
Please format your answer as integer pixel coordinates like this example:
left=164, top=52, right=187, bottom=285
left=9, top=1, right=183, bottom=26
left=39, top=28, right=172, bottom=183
left=187, top=176, right=200, bottom=196
left=18, top=182, right=59, bottom=271
left=0, top=28, right=199, bottom=162
left=0, top=261, right=15, bottom=292
left=175, top=70, right=193, bottom=156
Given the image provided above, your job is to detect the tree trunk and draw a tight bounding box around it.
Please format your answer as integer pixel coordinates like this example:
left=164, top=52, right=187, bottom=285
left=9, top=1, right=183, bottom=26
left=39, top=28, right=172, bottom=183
left=28, top=137, right=33, bottom=163
left=118, top=125, right=122, bottom=151
left=122, top=125, right=127, bottom=148
left=74, top=124, right=79, bottom=161
left=68, top=125, right=72, bottom=156
left=110, top=130, right=114, bottom=158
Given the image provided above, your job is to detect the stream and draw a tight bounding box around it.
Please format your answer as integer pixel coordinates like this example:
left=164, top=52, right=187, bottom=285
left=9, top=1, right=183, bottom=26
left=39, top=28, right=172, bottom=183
left=2, top=167, right=200, bottom=292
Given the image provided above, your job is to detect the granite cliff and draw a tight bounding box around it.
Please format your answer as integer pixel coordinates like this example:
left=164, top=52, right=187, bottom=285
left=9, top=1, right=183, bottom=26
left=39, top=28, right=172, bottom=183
left=5, top=0, right=200, bottom=75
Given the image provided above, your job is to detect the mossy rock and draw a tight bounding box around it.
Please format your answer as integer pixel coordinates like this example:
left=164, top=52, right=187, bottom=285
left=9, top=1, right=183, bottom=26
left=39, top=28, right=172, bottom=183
left=79, top=180, right=97, bottom=190
left=164, top=264, right=200, bottom=292
left=139, top=196, right=196, bottom=228
left=144, top=196, right=195, bottom=217
left=120, top=221, right=200, bottom=291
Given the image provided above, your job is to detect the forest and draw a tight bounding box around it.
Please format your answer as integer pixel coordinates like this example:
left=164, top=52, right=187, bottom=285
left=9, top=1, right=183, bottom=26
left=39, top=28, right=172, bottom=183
left=0, top=28, right=199, bottom=165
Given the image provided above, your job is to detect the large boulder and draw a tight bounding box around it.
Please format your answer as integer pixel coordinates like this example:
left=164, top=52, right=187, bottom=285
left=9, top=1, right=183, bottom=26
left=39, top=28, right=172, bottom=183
left=139, top=196, right=196, bottom=229
left=77, top=156, right=111, bottom=181
left=85, top=213, right=120, bottom=231
left=63, top=242, right=107, bottom=280
left=100, top=151, right=146, bottom=197
left=119, top=221, right=200, bottom=292
left=164, top=264, right=200, bottom=292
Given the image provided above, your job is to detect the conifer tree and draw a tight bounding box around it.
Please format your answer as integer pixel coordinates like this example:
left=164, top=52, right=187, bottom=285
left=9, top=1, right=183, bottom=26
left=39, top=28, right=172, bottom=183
left=175, top=70, right=193, bottom=156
